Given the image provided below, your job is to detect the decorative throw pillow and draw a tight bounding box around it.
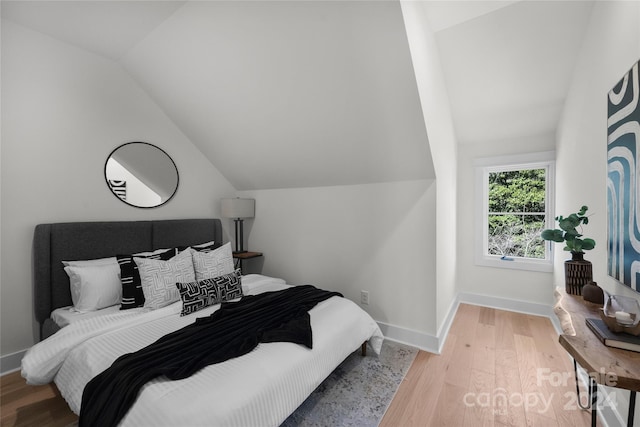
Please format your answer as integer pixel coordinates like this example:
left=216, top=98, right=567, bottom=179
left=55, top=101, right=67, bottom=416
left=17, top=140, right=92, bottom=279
left=176, top=278, right=222, bottom=316
left=215, top=268, right=243, bottom=301
left=177, top=240, right=221, bottom=254
left=135, top=249, right=195, bottom=310
left=176, top=269, right=242, bottom=316
left=191, top=242, right=234, bottom=281
left=63, top=263, right=122, bottom=312
left=117, top=248, right=176, bottom=310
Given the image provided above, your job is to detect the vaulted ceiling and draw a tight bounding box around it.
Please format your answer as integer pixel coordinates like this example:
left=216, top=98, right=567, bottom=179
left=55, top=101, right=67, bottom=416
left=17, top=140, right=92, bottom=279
left=430, top=1, right=593, bottom=145
left=1, top=1, right=594, bottom=190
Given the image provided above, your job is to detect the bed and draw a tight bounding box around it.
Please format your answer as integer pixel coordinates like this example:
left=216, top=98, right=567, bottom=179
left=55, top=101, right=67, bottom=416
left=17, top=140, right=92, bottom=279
left=22, top=218, right=384, bottom=426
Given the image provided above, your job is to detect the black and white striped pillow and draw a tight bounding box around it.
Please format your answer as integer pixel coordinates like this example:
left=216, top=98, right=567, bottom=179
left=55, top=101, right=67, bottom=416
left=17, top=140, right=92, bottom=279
left=177, top=240, right=221, bottom=254
left=117, top=248, right=176, bottom=310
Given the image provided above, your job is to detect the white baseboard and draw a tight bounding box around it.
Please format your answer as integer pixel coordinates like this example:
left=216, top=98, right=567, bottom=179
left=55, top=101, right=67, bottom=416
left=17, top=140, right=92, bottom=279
left=456, top=291, right=555, bottom=318
left=376, top=321, right=440, bottom=354
left=377, top=292, right=558, bottom=356
left=575, top=364, right=631, bottom=427
left=435, top=297, right=460, bottom=353
left=598, top=387, right=628, bottom=427
left=1, top=349, right=26, bottom=375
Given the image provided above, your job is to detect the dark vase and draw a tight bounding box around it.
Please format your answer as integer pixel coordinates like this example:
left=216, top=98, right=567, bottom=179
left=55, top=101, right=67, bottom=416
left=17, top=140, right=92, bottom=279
left=582, top=281, right=604, bottom=305
left=564, top=252, right=593, bottom=295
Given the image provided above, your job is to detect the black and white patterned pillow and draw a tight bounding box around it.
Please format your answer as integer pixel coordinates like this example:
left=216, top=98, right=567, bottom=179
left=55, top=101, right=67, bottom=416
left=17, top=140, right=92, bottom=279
left=176, top=278, right=221, bottom=316
left=135, top=249, right=195, bottom=310
left=176, top=269, right=242, bottom=316
left=216, top=268, right=243, bottom=301
left=117, top=248, right=176, bottom=310
left=177, top=240, right=221, bottom=254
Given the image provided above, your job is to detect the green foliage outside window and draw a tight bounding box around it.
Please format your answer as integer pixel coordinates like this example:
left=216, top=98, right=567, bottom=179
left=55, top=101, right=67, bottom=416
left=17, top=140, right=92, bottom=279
left=487, top=169, right=547, bottom=259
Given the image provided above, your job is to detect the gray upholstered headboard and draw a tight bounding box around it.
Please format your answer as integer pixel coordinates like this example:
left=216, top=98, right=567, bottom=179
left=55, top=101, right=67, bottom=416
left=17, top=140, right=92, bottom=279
left=33, top=218, right=222, bottom=339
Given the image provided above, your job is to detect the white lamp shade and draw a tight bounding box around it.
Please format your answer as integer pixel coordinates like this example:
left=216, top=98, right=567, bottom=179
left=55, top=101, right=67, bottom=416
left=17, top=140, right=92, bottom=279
left=221, top=198, right=255, bottom=219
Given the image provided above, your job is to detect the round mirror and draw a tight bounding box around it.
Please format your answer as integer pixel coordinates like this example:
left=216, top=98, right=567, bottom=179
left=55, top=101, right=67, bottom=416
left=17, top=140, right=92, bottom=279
left=104, top=142, right=179, bottom=208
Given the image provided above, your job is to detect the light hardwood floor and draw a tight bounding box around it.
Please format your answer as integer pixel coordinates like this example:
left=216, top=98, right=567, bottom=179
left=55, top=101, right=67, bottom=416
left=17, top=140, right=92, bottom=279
left=380, top=303, right=593, bottom=427
left=1, top=303, right=593, bottom=427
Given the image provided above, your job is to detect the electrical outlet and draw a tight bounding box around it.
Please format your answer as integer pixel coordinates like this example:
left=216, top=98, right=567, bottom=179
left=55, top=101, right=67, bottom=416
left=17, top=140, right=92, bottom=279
left=360, top=290, right=369, bottom=305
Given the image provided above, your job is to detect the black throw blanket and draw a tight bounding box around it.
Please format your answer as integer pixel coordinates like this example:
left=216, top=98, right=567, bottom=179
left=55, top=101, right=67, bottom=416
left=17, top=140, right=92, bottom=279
left=79, top=285, right=342, bottom=427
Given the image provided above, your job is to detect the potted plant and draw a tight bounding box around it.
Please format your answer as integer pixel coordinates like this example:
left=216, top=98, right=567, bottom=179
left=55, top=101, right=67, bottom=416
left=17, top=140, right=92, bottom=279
left=541, top=205, right=596, bottom=254
left=541, top=205, right=596, bottom=295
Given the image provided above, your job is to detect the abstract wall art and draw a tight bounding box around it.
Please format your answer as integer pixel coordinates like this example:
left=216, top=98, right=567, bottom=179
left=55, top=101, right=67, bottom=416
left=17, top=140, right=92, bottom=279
left=607, top=59, right=640, bottom=293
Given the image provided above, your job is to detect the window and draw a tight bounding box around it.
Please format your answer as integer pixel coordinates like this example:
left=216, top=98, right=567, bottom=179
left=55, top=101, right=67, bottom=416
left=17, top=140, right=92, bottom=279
left=475, top=152, right=555, bottom=272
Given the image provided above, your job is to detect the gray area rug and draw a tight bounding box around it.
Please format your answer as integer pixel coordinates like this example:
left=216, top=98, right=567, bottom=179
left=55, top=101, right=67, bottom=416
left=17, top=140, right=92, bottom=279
left=281, top=340, right=418, bottom=427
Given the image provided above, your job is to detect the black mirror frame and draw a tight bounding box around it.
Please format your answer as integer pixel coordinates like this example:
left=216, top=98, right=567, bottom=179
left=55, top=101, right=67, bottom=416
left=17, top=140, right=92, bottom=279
left=104, top=142, right=179, bottom=209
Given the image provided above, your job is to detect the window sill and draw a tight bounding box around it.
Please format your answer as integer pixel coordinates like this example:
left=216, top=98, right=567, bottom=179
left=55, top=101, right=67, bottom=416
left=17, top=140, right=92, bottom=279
left=475, top=255, right=553, bottom=273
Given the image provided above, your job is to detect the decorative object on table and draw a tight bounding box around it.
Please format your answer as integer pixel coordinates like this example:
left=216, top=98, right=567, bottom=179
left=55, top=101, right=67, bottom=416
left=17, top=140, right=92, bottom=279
left=221, top=197, right=255, bottom=253
left=598, top=293, right=640, bottom=336
left=607, top=59, right=640, bottom=294
left=541, top=205, right=596, bottom=295
left=586, top=317, right=640, bottom=352
left=582, top=281, right=605, bottom=305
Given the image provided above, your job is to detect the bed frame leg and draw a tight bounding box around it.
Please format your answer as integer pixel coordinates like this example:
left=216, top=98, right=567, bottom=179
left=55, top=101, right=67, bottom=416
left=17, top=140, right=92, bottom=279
left=361, top=342, right=367, bottom=357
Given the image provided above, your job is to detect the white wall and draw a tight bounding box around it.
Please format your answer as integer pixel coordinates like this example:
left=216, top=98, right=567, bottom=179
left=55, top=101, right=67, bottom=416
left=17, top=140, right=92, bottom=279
left=233, top=2, right=464, bottom=348
left=0, top=20, right=236, bottom=357
left=555, top=1, right=640, bottom=423
left=239, top=179, right=439, bottom=344
left=400, top=1, right=458, bottom=336
left=227, top=2, right=448, bottom=350
left=556, top=0, right=640, bottom=300
left=406, top=1, right=558, bottom=310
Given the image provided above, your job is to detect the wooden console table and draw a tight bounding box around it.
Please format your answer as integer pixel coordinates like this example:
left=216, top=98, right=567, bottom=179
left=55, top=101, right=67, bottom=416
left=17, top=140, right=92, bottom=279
left=554, top=287, right=640, bottom=426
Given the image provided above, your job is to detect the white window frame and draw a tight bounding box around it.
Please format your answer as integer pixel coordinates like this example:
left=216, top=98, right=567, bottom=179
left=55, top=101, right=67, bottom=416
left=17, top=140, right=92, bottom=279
left=474, top=151, right=555, bottom=272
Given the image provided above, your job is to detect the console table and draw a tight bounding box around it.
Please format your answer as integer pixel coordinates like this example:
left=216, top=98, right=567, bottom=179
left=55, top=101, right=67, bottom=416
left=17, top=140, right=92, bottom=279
left=554, top=287, right=640, bottom=426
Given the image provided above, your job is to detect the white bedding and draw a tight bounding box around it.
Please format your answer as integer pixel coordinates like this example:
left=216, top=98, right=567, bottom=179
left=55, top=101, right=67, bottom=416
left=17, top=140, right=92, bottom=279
left=22, top=275, right=384, bottom=426
left=51, top=304, right=129, bottom=328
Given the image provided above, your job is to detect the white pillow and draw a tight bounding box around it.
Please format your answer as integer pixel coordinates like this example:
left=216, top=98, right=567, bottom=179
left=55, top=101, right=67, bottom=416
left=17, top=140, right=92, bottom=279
left=62, top=256, right=118, bottom=267
left=135, top=249, right=195, bottom=310
left=63, top=263, right=122, bottom=312
left=191, top=242, right=234, bottom=281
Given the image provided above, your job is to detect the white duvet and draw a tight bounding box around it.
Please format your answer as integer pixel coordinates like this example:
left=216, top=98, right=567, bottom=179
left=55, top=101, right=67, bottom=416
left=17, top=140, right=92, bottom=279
left=22, top=275, right=384, bottom=426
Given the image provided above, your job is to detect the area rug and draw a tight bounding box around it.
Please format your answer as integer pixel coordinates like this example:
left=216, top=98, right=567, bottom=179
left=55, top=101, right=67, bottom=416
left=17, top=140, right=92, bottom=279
left=281, top=340, right=418, bottom=427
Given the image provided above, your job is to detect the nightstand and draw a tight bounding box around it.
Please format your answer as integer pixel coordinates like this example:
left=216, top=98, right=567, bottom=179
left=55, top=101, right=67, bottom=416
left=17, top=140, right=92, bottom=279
left=233, top=251, right=263, bottom=272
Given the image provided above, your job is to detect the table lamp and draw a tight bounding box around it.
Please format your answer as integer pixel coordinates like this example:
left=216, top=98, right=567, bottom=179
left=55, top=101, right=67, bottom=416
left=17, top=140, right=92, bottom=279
left=221, top=198, right=255, bottom=253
